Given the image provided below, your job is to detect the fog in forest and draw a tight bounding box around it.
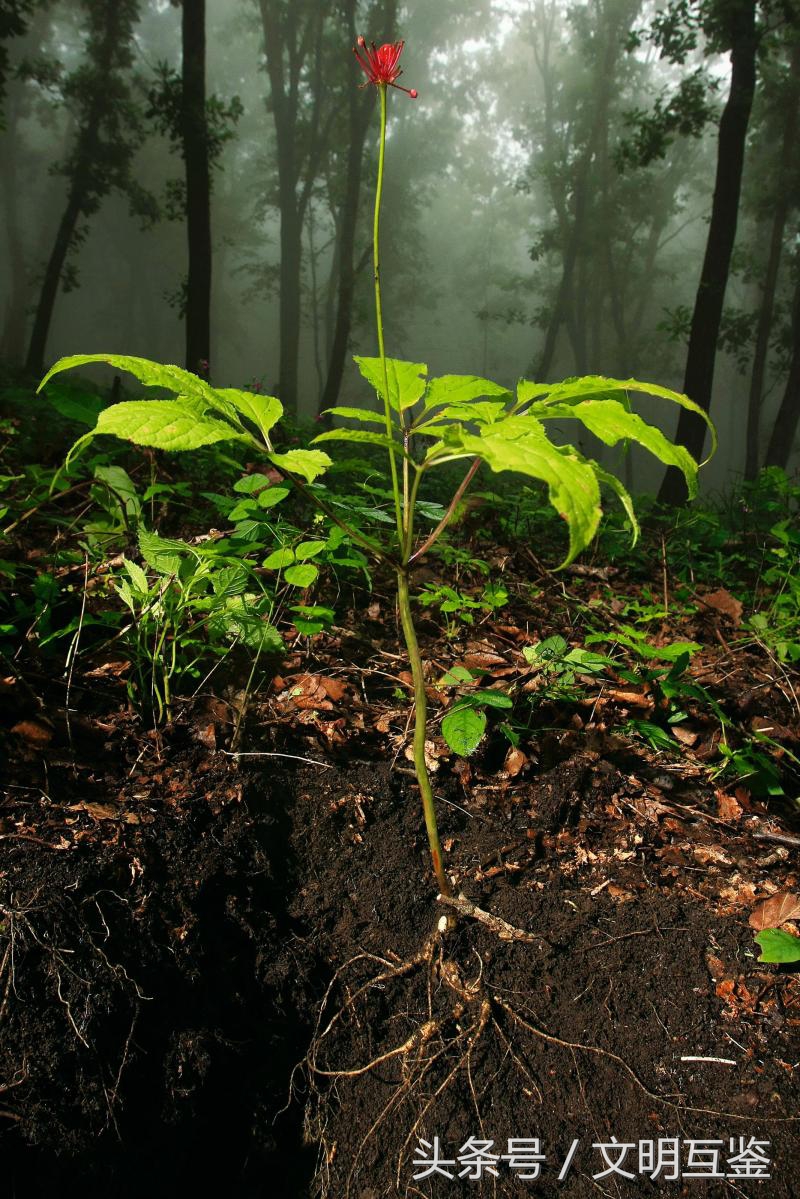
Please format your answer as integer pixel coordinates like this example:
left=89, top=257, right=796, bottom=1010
left=2, top=0, right=799, bottom=496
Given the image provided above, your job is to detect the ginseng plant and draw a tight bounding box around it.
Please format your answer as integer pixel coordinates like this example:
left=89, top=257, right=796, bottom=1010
left=39, top=37, right=715, bottom=902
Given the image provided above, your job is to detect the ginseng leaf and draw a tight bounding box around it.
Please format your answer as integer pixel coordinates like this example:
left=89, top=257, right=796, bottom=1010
left=38, top=354, right=242, bottom=424
left=521, top=375, right=717, bottom=465
left=92, top=400, right=244, bottom=453
left=429, top=419, right=601, bottom=568
left=312, top=429, right=407, bottom=458
left=214, top=389, right=282, bottom=442
left=423, top=375, right=511, bottom=411
left=533, top=398, right=701, bottom=498
left=268, top=449, right=331, bottom=483
left=323, top=406, right=386, bottom=425
left=354, top=356, right=427, bottom=412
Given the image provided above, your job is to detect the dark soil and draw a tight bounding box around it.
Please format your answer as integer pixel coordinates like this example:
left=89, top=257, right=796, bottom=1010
left=0, top=719, right=798, bottom=1198
left=0, top=536, right=799, bottom=1197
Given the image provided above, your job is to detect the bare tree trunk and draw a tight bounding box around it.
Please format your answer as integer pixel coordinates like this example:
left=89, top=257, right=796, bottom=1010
left=182, top=0, right=212, bottom=376
left=534, top=0, right=635, bottom=380
left=659, top=0, right=758, bottom=505
left=259, top=0, right=328, bottom=417
left=25, top=187, right=84, bottom=375
left=25, top=2, right=124, bottom=375
left=764, top=260, right=800, bottom=469
left=744, top=39, right=800, bottom=479
left=0, top=91, right=29, bottom=362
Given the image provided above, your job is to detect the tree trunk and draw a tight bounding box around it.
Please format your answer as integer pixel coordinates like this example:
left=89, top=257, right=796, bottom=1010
left=25, top=2, right=123, bottom=375
left=763, top=261, right=800, bottom=469
left=318, top=1, right=381, bottom=416
left=744, top=40, right=800, bottom=479
left=25, top=187, right=84, bottom=375
left=0, top=92, right=29, bottom=363
left=259, top=0, right=313, bottom=416
left=534, top=0, right=633, bottom=380
left=659, top=1, right=758, bottom=505
left=182, top=0, right=212, bottom=376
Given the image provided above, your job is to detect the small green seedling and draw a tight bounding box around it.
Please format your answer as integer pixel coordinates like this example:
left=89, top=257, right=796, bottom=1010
left=40, top=37, right=715, bottom=897
left=752, top=893, right=800, bottom=963
left=755, top=929, right=800, bottom=964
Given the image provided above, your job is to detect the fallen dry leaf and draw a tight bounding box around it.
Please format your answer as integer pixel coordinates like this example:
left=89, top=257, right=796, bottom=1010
left=716, top=790, right=743, bottom=823
left=194, top=723, right=217, bottom=750
left=68, top=801, right=120, bottom=821
left=693, top=844, right=732, bottom=866
left=702, top=588, right=743, bottom=626
left=504, top=748, right=527, bottom=777
left=11, top=718, right=53, bottom=746
left=705, top=953, right=727, bottom=980
left=749, top=892, right=800, bottom=930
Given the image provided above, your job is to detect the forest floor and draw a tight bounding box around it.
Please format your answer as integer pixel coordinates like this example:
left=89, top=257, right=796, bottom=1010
left=1, top=516, right=799, bottom=1199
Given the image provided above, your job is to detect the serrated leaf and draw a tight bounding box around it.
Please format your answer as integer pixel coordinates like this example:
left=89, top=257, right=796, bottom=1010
left=284, top=563, right=319, bottom=587
left=437, top=401, right=508, bottom=425
left=214, top=388, right=282, bottom=442
left=216, top=601, right=284, bottom=654
left=38, top=353, right=244, bottom=424
left=423, top=375, right=511, bottom=411
left=441, top=705, right=487, bottom=756
left=114, top=578, right=136, bottom=615
left=312, top=428, right=407, bottom=458
left=263, top=547, right=295, bottom=570
left=521, top=375, right=717, bottom=465
left=432, top=419, right=600, bottom=567
left=210, top=565, right=250, bottom=598
left=268, top=449, right=331, bottom=483
left=122, top=557, right=149, bottom=595
left=535, top=399, right=700, bottom=499
left=138, top=528, right=192, bottom=575
left=592, top=461, right=639, bottom=546
left=354, top=356, right=427, bottom=412
left=323, top=406, right=386, bottom=425
left=749, top=892, right=800, bottom=931
left=44, top=383, right=106, bottom=427
left=41, top=353, right=208, bottom=401
left=755, top=928, right=800, bottom=963
left=94, top=400, right=244, bottom=453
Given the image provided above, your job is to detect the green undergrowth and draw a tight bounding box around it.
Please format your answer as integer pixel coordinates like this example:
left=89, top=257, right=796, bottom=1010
left=0, top=375, right=797, bottom=806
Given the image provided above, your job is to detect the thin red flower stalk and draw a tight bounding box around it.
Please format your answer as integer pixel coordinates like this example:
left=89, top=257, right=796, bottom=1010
left=353, top=37, right=417, bottom=98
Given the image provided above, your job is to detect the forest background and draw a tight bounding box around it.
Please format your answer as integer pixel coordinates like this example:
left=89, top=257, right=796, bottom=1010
left=1, top=0, right=799, bottom=499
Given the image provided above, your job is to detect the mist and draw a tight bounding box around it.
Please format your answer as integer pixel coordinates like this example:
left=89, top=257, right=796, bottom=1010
left=2, top=0, right=799, bottom=495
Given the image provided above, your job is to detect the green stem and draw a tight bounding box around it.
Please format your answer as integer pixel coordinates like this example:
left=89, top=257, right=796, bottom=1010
left=396, top=569, right=451, bottom=897
left=372, top=84, right=449, bottom=898
left=374, top=83, right=405, bottom=547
